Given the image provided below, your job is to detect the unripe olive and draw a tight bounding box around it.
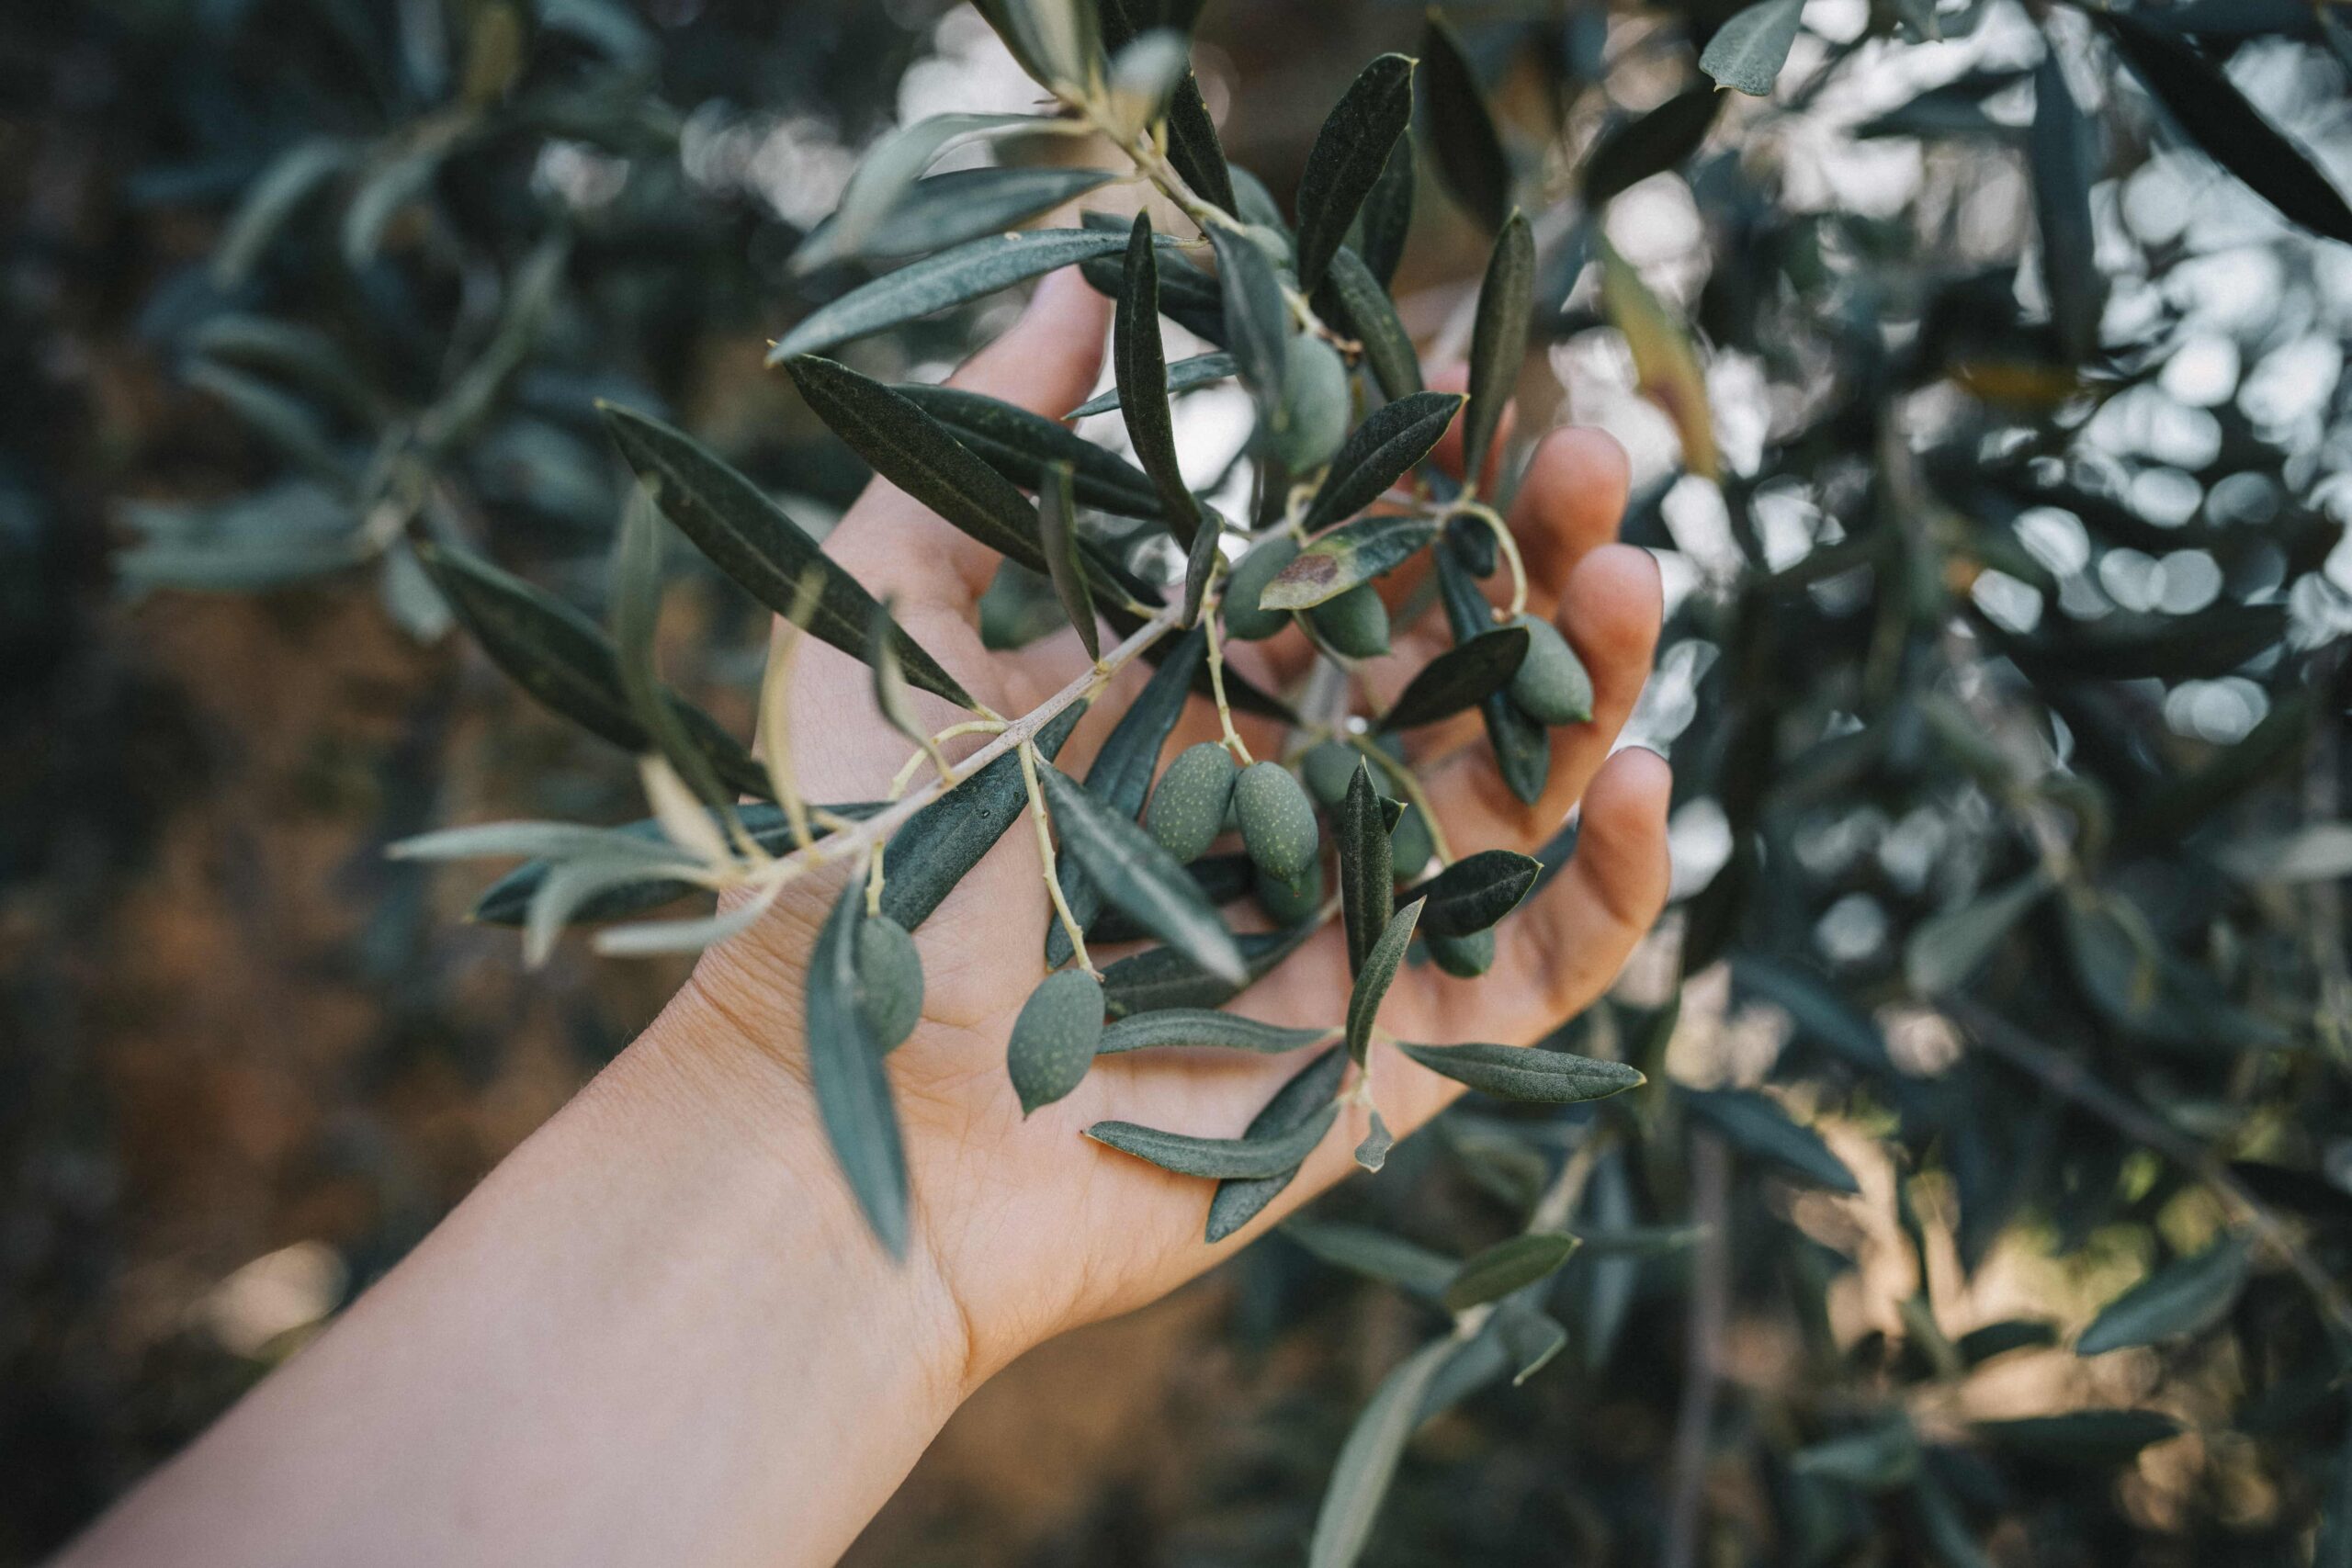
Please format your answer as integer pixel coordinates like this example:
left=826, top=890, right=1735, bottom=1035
left=1007, top=967, right=1104, bottom=1114
left=1145, top=742, right=1238, bottom=863
left=1255, top=853, right=1324, bottom=928
left=1302, top=739, right=1360, bottom=807
left=1309, top=582, right=1391, bottom=659
left=1426, top=927, right=1497, bottom=978
left=1220, top=532, right=1299, bottom=641
left=1270, top=335, right=1351, bottom=472
left=1509, top=613, right=1593, bottom=726
left=1390, top=803, right=1435, bottom=881
left=854, top=914, right=923, bottom=1051
left=1233, top=761, right=1318, bottom=885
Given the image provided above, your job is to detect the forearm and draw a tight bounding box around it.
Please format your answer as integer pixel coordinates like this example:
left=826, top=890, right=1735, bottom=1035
left=56, top=981, right=967, bottom=1568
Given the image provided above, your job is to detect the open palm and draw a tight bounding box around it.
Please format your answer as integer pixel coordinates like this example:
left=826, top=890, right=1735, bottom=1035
left=688, top=269, right=1672, bottom=1390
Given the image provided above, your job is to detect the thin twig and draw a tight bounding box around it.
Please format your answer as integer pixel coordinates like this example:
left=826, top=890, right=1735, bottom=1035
left=1662, top=1130, right=1730, bottom=1568
left=1016, top=739, right=1095, bottom=976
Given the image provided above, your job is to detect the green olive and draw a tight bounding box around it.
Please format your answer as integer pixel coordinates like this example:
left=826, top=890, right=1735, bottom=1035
left=1145, top=742, right=1238, bottom=863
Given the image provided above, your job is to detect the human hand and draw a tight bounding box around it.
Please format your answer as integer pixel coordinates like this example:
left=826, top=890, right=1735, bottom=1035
left=665, top=267, right=1672, bottom=1394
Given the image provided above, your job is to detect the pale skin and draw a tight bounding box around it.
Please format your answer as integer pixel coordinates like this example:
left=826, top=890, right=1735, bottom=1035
left=56, top=269, right=1670, bottom=1568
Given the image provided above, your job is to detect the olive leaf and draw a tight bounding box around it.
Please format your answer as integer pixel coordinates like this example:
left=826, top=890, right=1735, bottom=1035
left=1972, top=1410, right=2183, bottom=1466
left=211, top=138, right=357, bottom=286
left=1097, top=1010, right=1332, bottom=1055
left=1318, top=244, right=1424, bottom=400
left=879, top=701, right=1087, bottom=931
left=1181, top=502, right=1222, bottom=626
left=1037, top=761, right=1248, bottom=984
left=2094, top=9, right=2352, bottom=244
left=2030, top=56, right=2103, bottom=365
left=1283, top=1218, right=1456, bottom=1291
left=1084, top=1100, right=1341, bottom=1178
left=1598, top=238, right=1717, bottom=481
left=1699, top=0, right=1807, bottom=98
left=1727, top=953, right=1894, bottom=1074
left=1681, top=1087, right=1860, bottom=1193
left=1377, top=626, right=1528, bottom=731
left=1210, top=223, right=1290, bottom=402
left=2075, top=1236, right=2251, bottom=1355
left=1207, top=1045, right=1351, bottom=1241
left=785, top=355, right=1046, bottom=573
left=1292, top=389, right=1464, bottom=539
left=1080, top=216, right=1230, bottom=344
left=768, top=228, right=1131, bottom=362
left=1339, top=761, right=1396, bottom=977
left=1067, top=350, right=1236, bottom=417
left=1463, top=209, right=1532, bottom=484
left=1442, top=1233, right=1579, bottom=1312
left=1294, top=53, right=1417, bottom=290
left=1354, top=1111, right=1396, bottom=1172
left=1417, top=10, right=1510, bottom=233
left=1357, top=129, right=1417, bottom=288
left=413, top=539, right=770, bottom=800
left=1035, top=461, right=1099, bottom=660
left=1267, top=513, right=1444, bottom=615
left=1308, top=1337, right=1456, bottom=1568
left=1114, top=211, right=1204, bottom=545
left=601, top=402, right=975, bottom=709
left=808, top=875, right=911, bottom=1256
left=1047, top=626, right=1205, bottom=965
left=1436, top=542, right=1548, bottom=804
left=892, top=382, right=1166, bottom=519
left=1496, top=1303, right=1569, bottom=1385
left=1903, top=869, right=2052, bottom=994
left=818, top=166, right=1119, bottom=265
left=867, top=594, right=937, bottom=751
left=789, top=111, right=1050, bottom=273
left=1399, top=1043, right=1643, bottom=1103
left=1095, top=0, right=1236, bottom=214
left=1583, top=87, right=1723, bottom=208
left=1102, top=924, right=1317, bottom=1016
left=1346, top=897, right=1425, bottom=1063
left=1396, top=850, right=1540, bottom=938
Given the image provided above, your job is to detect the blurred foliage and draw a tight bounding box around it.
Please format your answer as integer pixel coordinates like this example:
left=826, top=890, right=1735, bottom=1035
left=9, top=0, right=2352, bottom=1563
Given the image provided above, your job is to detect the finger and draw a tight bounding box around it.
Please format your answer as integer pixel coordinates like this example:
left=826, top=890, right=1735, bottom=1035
left=824, top=268, right=1112, bottom=614
left=1423, top=363, right=1514, bottom=493
left=1416, top=542, right=1662, bottom=847
left=1507, top=424, right=1632, bottom=599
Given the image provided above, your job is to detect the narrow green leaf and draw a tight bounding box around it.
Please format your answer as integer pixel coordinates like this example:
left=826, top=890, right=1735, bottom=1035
left=1295, top=389, right=1464, bottom=537
left=1354, top=1111, right=1396, bottom=1172
left=1265, top=513, right=1442, bottom=612
left=786, top=355, right=1046, bottom=574
left=1464, top=210, right=1532, bottom=486
left=1318, top=245, right=1424, bottom=400
left=1098, top=1009, right=1332, bottom=1055
left=1085, top=1101, right=1340, bottom=1178
left=1972, top=1410, right=2182, bottom=1465
left=1358, top=129, right=1417, bottom=288
left=1210, top=223, right=1290, bottom=402
left=1283, top=1217, right=1456, bottom=1291
left=1182, top=502, right=1222, bottom=626
left=1048, top=626, right=1205, bottom=965
left=1585, top=87, right=1724, bottom=207
left=768, top=229, right=1130, bottom=362
left=1038, top=761, right=1248, bottom=984
left=2030, top=56, right=2103, bottom=364
left=892, top=382, right=1164, bottom=519
left=1103, top=924, right=1317, bottom=1016
left=1378, top=626, right=1528, bottom=731
left=1398, top=849, right=1540, bottom=937
left=790, top=112, right=1049, bottom=273
left=1115, top=212, right=1204, bottom=545
left=867, top=594, right=936, bottom=752
left=2076, top=1237, right=2251, bottom=1355
left=413, top=539, right=768, bottom=799
left=1035, top=462, right=1099, bottom=660
left=1207, top=1045, right=1350, bottom=1240
left=1904, top=869, right=2052, bottom=994
left=2095, top=9, right=2352, bottom=244
left=828, top=166, right=1119, bottom=265
left=1307, top=1337, right=1455, bottom=1568
left=879, top=701, right=1086, bottom=931
left=1496, top=1303, right=1569, bottom=1385
left=212, top=138, right=357, bottom=287
left=1294, top=53, right=1418, bottom=290
left=1417, top=11, right=1510, bottom=234
left=1699, top=0, right=1806, bottom=96
left=1097, top=0, right=1236, bottom=214
left=1085, top=852, right=1253, bottom=944
left=1727, top=953, right=1893, bottom=1073
left=1067, top=350, right=1236, bottom=417
left=1682, top=1087, right=1860, bottom=1192
left=807, top=877, right=910, bottom=1256
left=600, top=403, right=973, bottom=709
left=1438, top=541, right=1547, bottom=804
left=1442, top=1232, right=1579, bottom=1312
left=1339, top=761, right=1395, bottom=978
left=1400, top=1042, right=1643, bottom=1103
left=1346, top=897, right=1424, bottom=1063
